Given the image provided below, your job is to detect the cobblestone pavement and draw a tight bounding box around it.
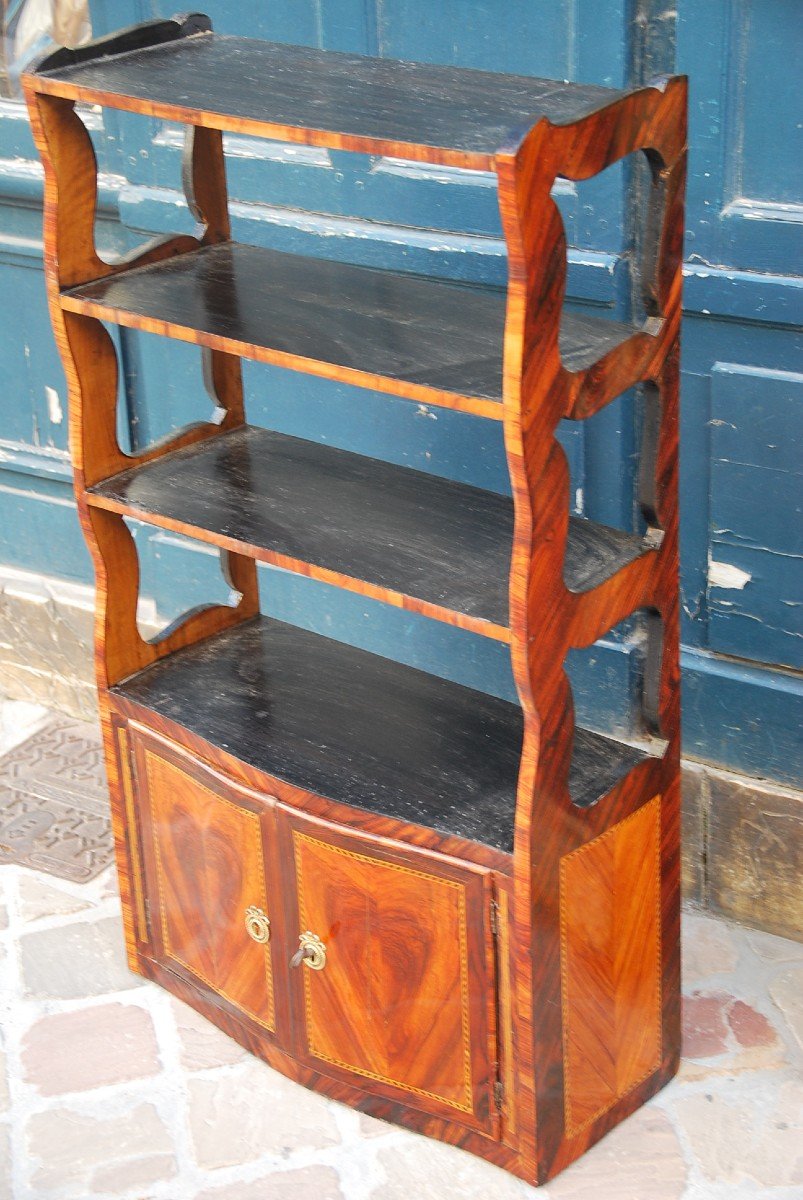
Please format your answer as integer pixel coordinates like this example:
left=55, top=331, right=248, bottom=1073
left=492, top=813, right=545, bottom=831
left=1, top=702, right=801, bottom=1200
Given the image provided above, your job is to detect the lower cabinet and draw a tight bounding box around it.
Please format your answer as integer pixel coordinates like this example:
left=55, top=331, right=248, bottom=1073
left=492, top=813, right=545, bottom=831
left=125, top=725, right=500, bottom=1137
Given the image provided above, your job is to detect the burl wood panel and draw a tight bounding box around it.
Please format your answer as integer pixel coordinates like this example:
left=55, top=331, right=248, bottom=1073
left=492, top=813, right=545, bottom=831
left=560, top=796, right=662, bottom=1135
left=281, top=806, right=497, bottom=1133
left=135, top=737, right=276, bottom=1032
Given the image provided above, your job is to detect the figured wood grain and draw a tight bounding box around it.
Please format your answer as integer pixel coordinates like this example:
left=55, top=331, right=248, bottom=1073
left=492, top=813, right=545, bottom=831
left=287, top=821, right=490, bottom=1125
left=113, top=616, right=650, bottom=854
left=560, top=797, right=662, bottom=1134
left=88, top=424, right=652, bottom=637
left=138, top=744, right=276, bottom=1031
left=115, top=725, right=148, bottom=943
left=31, top=31, right=627, bottom=169
left=24, top=80, right=260, bottom=692
left=25, top=23, right=687, bottom=1183
left=496, top=76, right=686, bottom=1181
left=60, top=242, right=636, bottom=418
left=138, top=935, right=522, bottom=1177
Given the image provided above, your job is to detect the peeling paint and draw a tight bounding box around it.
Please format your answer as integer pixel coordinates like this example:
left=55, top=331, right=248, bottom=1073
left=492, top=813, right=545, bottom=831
left=709, top=561, right=752, bottom=590
left=45, top=387, right=63, bottom=426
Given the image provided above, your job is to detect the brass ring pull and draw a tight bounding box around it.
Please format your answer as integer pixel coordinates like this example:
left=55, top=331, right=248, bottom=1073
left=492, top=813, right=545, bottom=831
left=244, top=905, right=271, bottom=944
left=290, top=930, right=327, bottom=971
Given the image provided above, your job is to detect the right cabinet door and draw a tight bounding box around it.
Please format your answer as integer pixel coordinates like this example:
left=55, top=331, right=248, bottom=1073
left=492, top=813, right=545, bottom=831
left=278, top=805, right=499, bottom=1136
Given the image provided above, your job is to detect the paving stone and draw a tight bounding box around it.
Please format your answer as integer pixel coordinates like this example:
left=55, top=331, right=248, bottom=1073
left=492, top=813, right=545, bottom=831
left=19, top=914, right=140, bottom=999
left=27, top=1102, right=174, bottom=1193
left=17, top=871, right=91, bottom=923
left=683, top=992, right=729, bottom=1057
left=674, top=1079, right=803, bottom=1188
left=92, top=1153, right=178, bottom=1193
left=681, top=913, right=739, bottom=983
left=197, top=1165, right=344, bottom=1200
left=359, top=1111, right=395, bottom=1139
left=727, top=999, right=776, bottom=1049
left=171, top=996, right=247, bottom=1071
left=0, top=1122, right=10, bottom=1200
left=371, top=1133, right=529, bottom=1199
left=548, top=1105, right=686, bottom=1199
left=99, top=865, right=122, bottom=899
left=188, top=1059, right=340, bottom=1169
left=769, top=966, right=803, bottom=1051
left=682, top=989, right=783, bottom=1066
left=22, top=1001, right=160, bottom=1096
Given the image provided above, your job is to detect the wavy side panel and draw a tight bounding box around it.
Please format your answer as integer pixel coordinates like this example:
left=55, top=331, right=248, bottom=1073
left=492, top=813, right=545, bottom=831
left=496, top=79, right=686, bottom=1183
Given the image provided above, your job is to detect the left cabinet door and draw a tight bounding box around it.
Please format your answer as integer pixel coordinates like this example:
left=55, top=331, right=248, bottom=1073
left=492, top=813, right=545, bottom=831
left=128, top=726, right=279, bottom=1035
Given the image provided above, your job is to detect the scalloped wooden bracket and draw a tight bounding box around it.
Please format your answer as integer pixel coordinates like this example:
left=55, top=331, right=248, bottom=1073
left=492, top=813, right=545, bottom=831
left=28, top=13, right=212, bottom=77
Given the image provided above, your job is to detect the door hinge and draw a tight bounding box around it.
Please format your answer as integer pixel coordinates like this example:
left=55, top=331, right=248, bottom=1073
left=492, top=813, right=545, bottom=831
left=493, top=1079, right=504, bottom=1112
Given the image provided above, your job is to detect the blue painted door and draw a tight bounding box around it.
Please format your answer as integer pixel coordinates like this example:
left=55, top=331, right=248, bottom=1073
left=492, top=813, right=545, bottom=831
left=0, top=0, right=799, bottom=784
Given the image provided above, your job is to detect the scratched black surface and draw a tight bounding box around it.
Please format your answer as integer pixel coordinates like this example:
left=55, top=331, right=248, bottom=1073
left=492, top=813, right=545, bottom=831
left=64, top=244, right=635, bottom=403
left=37, top=33, right=627, bottom=159
left=91, top=426, right=649, bottom=623
left=115, top=616, right=649, bottom=851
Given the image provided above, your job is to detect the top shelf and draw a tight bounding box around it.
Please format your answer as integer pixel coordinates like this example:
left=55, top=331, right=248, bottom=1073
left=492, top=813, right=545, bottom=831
left=28, top=21, right=631, bottom=169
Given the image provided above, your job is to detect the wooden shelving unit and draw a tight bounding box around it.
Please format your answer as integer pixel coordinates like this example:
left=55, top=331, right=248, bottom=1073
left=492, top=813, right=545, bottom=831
left=25, top=14, right=687, bottom=1185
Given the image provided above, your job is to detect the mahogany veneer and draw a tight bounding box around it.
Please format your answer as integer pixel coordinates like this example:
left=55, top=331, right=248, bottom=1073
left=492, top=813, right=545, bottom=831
left=25, top=14, right=686, bottom=1186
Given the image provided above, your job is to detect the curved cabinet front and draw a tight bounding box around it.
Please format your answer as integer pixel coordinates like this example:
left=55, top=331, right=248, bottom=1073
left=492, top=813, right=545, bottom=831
left=130, top=729, right=279, bottom=1035
left=278, top=805, right=500, bottom=1136
left=120, top=724, right=500, bottom=1139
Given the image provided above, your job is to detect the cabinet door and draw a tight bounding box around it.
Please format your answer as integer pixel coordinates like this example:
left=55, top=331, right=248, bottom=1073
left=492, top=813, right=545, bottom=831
left=130, top=728, right=278, bottom=1034
left=279, top=806, right=499, bottom=1135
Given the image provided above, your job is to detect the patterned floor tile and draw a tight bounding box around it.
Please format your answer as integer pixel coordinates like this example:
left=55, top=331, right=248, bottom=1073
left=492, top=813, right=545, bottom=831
left=0, top=715, right=112, bottom=882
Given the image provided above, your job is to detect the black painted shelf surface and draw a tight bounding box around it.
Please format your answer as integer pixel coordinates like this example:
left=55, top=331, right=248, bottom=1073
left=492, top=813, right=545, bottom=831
left=35, top=32, right=627, bottom=167
left=114, top=616, right=650, bottom=853
left=88, top=426, right=651, bottom=631
left=62, top=243, right=635, bottom=410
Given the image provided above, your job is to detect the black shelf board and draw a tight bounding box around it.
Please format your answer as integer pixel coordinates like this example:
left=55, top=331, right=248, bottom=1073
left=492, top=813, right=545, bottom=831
left=89, top=426, right=651, bottom=629
left=114, top=615, right=650, bottom=854
left=35, top=33, right=626, bottom=164
left=62, top=243, right=635, bottom=408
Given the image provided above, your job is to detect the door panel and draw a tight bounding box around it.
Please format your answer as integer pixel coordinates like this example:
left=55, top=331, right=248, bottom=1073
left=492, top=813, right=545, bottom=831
left=131, top=729, right=277, bottom=1033
left=280, top=805, right=498, bottom=1134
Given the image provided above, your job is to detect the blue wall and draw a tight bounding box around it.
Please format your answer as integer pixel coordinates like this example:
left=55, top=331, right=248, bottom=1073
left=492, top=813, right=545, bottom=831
left=0, top=0, right=800, bottom=785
